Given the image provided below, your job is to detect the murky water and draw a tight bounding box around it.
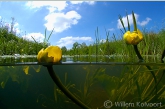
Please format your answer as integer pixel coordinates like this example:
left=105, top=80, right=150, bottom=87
left=0, top=56, right=165, bottom=109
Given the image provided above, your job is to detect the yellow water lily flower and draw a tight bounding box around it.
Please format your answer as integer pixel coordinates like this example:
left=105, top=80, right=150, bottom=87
left=37, top=46, right=62, bottom=63
left=123, top=29, right=143, bottom=45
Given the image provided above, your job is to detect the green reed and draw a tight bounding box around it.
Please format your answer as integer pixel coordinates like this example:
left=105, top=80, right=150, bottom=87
left=0, top=18, right=47, bottom=55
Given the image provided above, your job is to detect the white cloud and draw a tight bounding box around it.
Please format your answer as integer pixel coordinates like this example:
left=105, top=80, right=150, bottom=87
left=14, top=22, right=19, bottom=27
left=13, top=22, right=21, bottom=34
left=26, top=1, right=82, bottom=33
left=0, top=16, right=1, bottom=19
left=3, top=21, right=21, bottom=34
left=117, top=13, right=139, bottom=29
left=25, top=1, right=68, bottom=13
left=44, top=11, right=81, bottom=32
left=25, top=1, right=67, bottom=12
left=100, top=39, right=106, bottom=43
left=25, top=1, right=95, bottom=33
left=86, top=1, right=95, bottom=5
left=14, top=28, right=20, bottom=34
left=70, top=1, right=84, bottom=4
left=137, top=17, right=152, bottom=26
left=22, top=32, right=45, bottom=43
left=117, top=13, right=151, bottom=29
left=70, top=1, right=95, bottom=5
left=47, top=7, right=56, bottom=13
left=108, top=28, right=114, bottom=31
left=57, top=36, right=93, bottom=48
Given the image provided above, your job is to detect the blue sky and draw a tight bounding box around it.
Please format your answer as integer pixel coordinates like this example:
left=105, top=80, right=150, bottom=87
left=0, top=1, right=165, bottom=49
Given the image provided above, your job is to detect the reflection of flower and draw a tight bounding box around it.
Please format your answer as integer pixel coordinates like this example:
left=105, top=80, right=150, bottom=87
left=37, top=46, right=62, bottom=63
left=123, top=29, right=143, bottom=45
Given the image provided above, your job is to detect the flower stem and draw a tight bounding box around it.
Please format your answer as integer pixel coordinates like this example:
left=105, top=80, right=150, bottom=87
left=133, top=45, right=157, bottom=93
left=46, top=65, right=91, bottom=109
left=161, top=49, right=165, bottom=62
left=133, top=45, right=143, bottom=61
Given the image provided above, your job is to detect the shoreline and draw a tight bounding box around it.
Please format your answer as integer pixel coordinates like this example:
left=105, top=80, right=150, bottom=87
left=0, top=55, right=37, bottom=58
left=0, top=54, right=161, bottom=58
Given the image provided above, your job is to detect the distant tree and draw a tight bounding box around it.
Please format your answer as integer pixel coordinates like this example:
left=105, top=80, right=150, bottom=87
left=61, top=46, right=67, bottom=55
left=72, top=42, right=79, bottom=49
left=72, top=42, right=79, bottom=55
left=81, top=42, right=87, bottom=47
left=80, top=42, right=88, bottom=55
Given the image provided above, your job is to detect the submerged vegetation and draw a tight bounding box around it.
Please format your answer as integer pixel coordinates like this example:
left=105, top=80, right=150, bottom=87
left=1, top=64, right=165, bottom=109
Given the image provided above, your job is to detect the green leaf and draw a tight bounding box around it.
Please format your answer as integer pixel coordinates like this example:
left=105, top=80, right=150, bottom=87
left=132, top=11, right=137, bottom=31
left=126, top=12, right=130, bottom=31
left=1, top=81, right=5, bottom=88
left=31, top=36, right=37, bottom=43
left=47, top=28, right=54, bottom=42
left=44, top=28, right=47, bottom=43
left=32, top=65, right=41, bottom=73
left=119, top=15, right=126, bottom=32
left=23, top=66, right=29, bottom=75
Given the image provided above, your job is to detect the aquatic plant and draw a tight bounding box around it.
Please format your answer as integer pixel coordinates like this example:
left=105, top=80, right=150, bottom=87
left=46, top=65, right=91, bottom=109
left=53, top=72, right=78, bottom=108
left=88, top=11, right=165, bottom=108
left=37, top=46, right=62, bottom=63
left=95, top=27, right=100, bottom=62
left=0, top=65, right=40, bottom=93
left=37, top=45, right=91, bottom=109
left=119, top=12, right=158, bottom=94
left=93, top=64, right=165, bottom=108
left=74, top=66, right=103, bottom=105
left=36, top=72, right=77, bottom=108
left=123, top=29, right=143, bottom=45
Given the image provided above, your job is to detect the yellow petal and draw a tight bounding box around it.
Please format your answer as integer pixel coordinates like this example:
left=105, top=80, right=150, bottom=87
left=123, top=31, right=131, bottom=40
left=37, top=48, right=44, bottom=62
left=123, top=31, right=132, bottom=44
left=37, top=46, right=62, bottom=63
left=131, top=30, right=143, bottom=45
left=45, top=46, right=62, bottom=63
left=40, top=50, right=47, bottom=62
left=123, top=30, right=143, bottom=45
left=137, top=29, right=143, bottom=40
left=131, top=32, right=139, bottom=45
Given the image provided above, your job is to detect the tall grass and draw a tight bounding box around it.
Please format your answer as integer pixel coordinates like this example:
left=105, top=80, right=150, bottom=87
left=0, top=28, right=47, bottom=55
left=64, top=27, right=165, bottom=63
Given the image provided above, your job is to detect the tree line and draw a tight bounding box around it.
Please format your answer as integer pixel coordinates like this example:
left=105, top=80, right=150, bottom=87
left=61, top=28, right=165, bottom=57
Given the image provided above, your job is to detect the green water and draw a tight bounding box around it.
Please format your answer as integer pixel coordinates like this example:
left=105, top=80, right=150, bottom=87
left=0, top=56, right=165, bottom=109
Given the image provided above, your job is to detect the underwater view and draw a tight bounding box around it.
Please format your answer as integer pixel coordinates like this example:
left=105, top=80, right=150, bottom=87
left=1, top=1, right=165, bottom=109
left=1, top=57, right=165, bottom=109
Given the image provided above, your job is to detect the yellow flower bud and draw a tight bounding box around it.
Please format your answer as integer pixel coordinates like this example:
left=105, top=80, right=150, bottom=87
left=123, top=29, right=143, bottom=45
left=37, top=46, right=62, bottom=63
